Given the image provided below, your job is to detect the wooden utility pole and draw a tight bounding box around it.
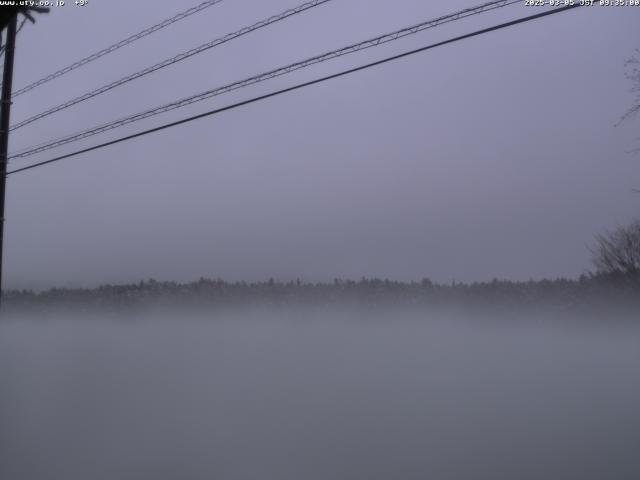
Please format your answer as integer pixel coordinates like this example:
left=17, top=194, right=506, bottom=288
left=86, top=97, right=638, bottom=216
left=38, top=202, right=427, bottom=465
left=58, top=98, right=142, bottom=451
left=0, top=14, right=17, bottom=307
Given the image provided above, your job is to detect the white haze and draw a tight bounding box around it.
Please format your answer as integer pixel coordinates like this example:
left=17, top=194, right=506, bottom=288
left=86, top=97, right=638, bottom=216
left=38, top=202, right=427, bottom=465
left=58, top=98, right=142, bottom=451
left=1, top=307, right=639, bottom=480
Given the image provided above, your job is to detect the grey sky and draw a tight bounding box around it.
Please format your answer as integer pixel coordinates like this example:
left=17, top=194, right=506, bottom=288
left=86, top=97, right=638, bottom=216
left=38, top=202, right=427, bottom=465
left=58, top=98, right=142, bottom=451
left=4, top=0, right=640, bottom=289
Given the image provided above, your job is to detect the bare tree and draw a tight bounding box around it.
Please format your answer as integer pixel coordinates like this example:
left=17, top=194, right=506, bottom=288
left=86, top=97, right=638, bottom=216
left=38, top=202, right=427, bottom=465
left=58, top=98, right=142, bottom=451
left=618, top=49, right=640, bottom=192
left=591, top=219, right=640, bottom=275
left=619, top=48, right=640, bottom=127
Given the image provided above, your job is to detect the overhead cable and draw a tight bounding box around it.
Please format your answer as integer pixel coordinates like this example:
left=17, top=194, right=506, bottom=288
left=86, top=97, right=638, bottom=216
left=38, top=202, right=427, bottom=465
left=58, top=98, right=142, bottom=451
left=6, top=4, right=582, bottom=176
left=10, top=0, right=521, bottom=159
left=10, top=0, right=333, bottom=131
left=10, top=0, right=225, bottom=97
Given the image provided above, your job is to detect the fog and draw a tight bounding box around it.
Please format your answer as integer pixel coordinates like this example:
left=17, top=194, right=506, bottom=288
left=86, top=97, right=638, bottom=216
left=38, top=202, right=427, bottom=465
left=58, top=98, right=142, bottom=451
left=2, top=307, right=638, bottom=480
left=6, top=1, right=640, bottom=289
left=2, top=2, right=640, bottom=477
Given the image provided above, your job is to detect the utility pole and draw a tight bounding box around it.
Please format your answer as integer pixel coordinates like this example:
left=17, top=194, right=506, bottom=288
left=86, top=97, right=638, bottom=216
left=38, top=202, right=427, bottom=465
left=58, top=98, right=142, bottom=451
left=0, top=15, right=18, bottom=308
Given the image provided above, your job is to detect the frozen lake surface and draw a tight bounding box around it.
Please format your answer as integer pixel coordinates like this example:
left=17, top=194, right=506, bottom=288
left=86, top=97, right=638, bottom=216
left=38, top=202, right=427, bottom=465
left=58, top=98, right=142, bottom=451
left=1, top=307, right=639, bottom=479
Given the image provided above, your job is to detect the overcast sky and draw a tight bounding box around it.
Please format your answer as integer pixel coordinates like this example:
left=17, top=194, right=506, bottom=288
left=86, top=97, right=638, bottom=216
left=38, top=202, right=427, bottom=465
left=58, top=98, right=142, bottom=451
left=3, top=0, right=639, bottom=289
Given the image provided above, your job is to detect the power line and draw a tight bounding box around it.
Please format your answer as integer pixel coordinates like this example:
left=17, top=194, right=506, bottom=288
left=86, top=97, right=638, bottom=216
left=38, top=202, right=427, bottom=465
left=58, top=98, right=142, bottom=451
left=10, top=0, right=334, bottom=132
left=6, top=4, right=582, bottom=176
left=10, top=0, right=521, bottom=160
left=8, top=0, right=225, bottom=98
left=10, top=0, right=513, bottom=136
